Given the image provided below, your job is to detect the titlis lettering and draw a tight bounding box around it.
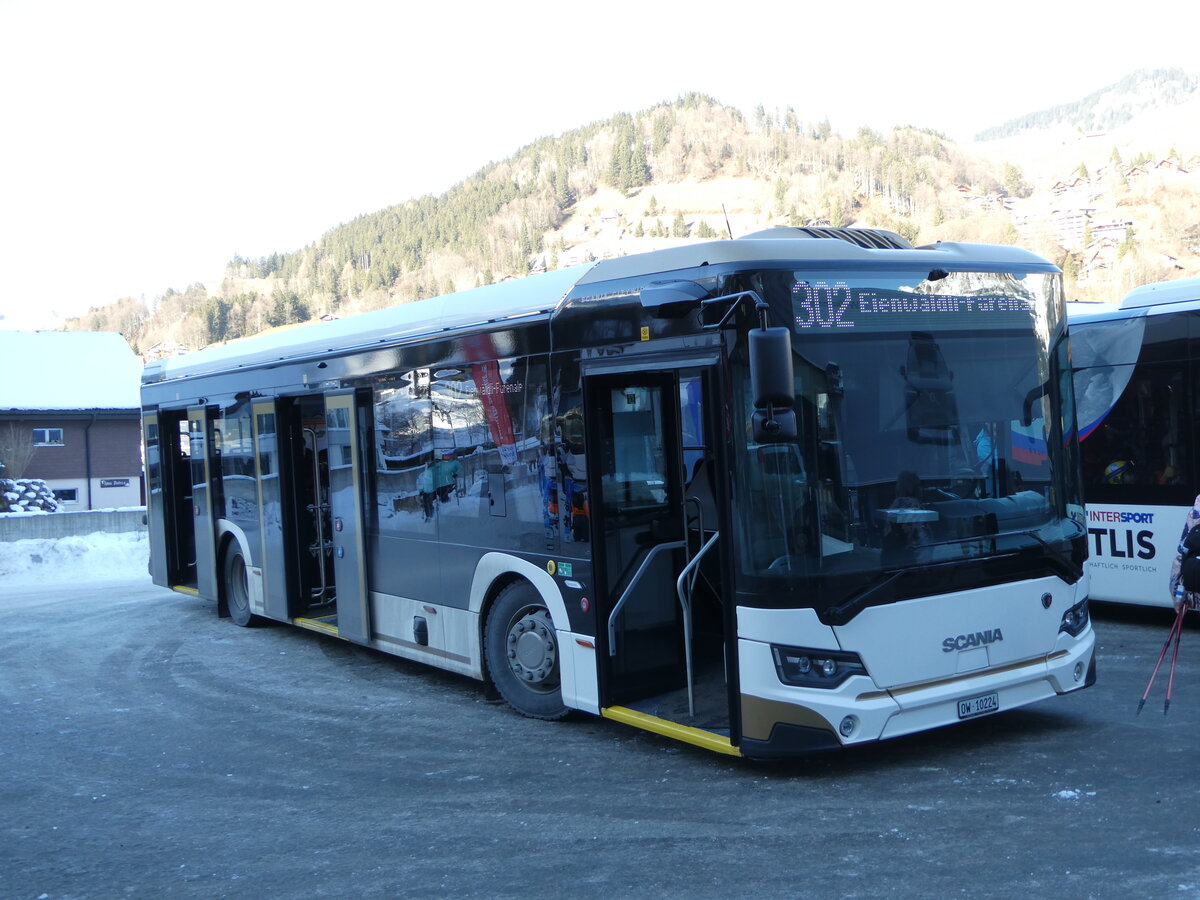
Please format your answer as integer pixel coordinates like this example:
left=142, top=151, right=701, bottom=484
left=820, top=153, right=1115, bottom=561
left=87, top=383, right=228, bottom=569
left=942, top=628, right=1004, bottom=653
left=1086, top=528, right=1155, bottom=560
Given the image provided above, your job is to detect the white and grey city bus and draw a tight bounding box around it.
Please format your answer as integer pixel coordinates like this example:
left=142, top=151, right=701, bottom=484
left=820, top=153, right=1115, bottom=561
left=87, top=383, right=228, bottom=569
left=141, top=227, right=1094, bottom=758
left=1070, top=276, right=1200, bottom=608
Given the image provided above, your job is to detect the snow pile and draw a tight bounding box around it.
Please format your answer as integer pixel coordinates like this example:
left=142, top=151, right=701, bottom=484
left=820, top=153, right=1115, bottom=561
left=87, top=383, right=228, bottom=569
left=0, top=531, right=149, bottom=585
left=0, top=477, right=58, bottom=513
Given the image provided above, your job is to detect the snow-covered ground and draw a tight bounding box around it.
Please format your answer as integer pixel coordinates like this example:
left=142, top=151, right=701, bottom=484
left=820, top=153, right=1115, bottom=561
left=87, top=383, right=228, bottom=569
left=0, top=531, right=149, bottom=586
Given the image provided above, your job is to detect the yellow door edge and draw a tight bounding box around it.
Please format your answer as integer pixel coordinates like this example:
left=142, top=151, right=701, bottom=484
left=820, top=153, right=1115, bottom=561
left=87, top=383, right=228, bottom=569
left=171, top=584, right=200, bottom=597
left=602, top=705, right=742, bottom=757
left=293, top=616, right=340, bottom=637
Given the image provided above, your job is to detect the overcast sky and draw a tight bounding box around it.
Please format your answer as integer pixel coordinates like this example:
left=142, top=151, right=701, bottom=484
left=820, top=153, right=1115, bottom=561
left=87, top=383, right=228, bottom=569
left=1, top=0, right=1196, bottom=329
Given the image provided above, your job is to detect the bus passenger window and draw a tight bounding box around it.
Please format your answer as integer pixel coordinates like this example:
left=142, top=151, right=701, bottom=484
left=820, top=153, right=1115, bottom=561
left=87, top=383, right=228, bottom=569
left=605, top=386, right=669, bottom=510
left=1079, top=361, right=1191, bottom=504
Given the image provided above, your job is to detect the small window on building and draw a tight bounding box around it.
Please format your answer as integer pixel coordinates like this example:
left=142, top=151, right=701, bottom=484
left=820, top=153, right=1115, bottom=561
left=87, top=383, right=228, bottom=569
left=33, top=427, right=64, bottom=446
left=53, top=488, right=78, bottom=503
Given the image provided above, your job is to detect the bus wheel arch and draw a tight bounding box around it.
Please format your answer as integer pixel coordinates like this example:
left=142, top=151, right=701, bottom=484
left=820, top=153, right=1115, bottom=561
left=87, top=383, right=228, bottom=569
left=483, top=578, right=569, bottom=721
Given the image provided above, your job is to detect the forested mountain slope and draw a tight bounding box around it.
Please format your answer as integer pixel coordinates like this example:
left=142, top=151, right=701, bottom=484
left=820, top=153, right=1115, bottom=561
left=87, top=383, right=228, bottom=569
left=65, top=76, right=1200, bottom=355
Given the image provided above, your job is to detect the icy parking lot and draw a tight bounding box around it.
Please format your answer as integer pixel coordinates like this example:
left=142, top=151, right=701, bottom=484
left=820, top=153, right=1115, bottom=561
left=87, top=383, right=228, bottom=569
left=2, top=552, right=1199, bottom=897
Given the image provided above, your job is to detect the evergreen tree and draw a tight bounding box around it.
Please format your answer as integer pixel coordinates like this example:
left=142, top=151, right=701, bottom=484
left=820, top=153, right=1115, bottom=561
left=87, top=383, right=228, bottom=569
left=1059, top=249, right=1080, bottom=281
left=630, top=140, right=650, bottom=188
left=268, top=290, right=308, bottom=327
left=652, top=113, right=671, bottom=153
left=1002, top=163, right=1029, bottom=197
left=1118, top=227, right=1137, bottom=259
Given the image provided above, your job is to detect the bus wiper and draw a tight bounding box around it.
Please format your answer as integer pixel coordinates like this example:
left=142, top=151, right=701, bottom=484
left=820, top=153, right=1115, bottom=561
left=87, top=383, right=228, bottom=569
left=823, top=571, right=903, bottom=626
left=1011, top=528, right=1052, bottom=551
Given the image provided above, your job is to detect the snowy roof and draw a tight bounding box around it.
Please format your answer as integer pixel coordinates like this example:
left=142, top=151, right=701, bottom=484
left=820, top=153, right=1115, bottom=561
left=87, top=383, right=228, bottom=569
left=0, top=331, right=142, bottom=412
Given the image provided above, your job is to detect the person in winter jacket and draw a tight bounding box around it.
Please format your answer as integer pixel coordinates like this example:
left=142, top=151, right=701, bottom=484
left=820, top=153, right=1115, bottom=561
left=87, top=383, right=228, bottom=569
left=1168, top=493, right=1200, bottom=613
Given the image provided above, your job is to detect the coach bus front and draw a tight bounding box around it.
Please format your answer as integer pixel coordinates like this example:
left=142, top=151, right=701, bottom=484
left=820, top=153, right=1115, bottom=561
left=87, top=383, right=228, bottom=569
left=718, top=260, right=1093, bottom=754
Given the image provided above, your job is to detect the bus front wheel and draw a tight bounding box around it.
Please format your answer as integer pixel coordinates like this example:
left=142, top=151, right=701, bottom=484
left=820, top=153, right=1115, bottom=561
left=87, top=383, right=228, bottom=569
left=485, top=581, right=569, bottom=720
left=223, top=544, right=254, bottom=627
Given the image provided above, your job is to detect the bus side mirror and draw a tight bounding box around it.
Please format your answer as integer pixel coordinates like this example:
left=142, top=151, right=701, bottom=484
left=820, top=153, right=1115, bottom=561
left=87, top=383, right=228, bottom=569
left=752, top=408, right=797, bottom=442
left=1022, top=383, right=1048, bottom=426
left=750, top=327, right=797, bottom=443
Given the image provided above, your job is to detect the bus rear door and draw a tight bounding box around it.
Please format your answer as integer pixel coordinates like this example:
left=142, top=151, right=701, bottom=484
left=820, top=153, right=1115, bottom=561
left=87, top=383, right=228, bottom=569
left=143, top=410, right=190, bottom=589
left=324, top=390, right=371, bottom=644
left=251, top=399, right=292, bottom=621
left=188, top=404, right=219, bottom=600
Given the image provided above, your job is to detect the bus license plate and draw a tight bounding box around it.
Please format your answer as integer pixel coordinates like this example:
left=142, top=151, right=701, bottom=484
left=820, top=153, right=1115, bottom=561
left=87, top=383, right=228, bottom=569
left=957, top=692, right=999, bottom=720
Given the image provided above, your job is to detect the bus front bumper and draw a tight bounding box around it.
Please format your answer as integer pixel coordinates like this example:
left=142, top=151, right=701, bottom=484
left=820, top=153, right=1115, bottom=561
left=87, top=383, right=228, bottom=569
left=736, top=629, right=1096, bottom=758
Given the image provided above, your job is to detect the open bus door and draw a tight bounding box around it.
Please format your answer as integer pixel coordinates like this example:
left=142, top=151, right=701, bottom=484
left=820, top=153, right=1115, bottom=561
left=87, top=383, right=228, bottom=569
left=584, top=361, right=734, bottom=750
left=149, top=409, right=195, bottom=589
left=279, top=391, right=371, bottom=644
left=250, top=399, right=291, bottom=621
left=143, top=410, right=182, bottom=592
left=187, top=404, right=219, bottom=600
left=324, top=390, right=371, bottom=644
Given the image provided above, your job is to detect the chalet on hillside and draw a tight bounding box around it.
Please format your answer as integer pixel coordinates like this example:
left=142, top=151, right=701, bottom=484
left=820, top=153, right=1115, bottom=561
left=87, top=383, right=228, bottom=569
left=1091, top=219, right=1133, bottom=243
left=142, top=339, right=189, bottom=362
left=0, top=331, right=143, bottom=509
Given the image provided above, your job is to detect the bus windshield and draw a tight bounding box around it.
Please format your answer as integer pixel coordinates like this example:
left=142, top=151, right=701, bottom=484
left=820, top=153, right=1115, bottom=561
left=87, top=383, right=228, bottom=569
left=731, top=267, right=1084, bottom=617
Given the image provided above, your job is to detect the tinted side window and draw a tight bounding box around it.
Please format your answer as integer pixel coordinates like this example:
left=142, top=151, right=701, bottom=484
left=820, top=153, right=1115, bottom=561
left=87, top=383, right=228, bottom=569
left=1138, top=311, right=1193, bottom=364
left=1082, top=359, right=1193, bottom=506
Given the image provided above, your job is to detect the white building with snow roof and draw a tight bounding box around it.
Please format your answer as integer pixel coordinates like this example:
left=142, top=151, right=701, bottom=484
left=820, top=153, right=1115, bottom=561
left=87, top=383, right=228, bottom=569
left=0, top=331, right=143, bottom=509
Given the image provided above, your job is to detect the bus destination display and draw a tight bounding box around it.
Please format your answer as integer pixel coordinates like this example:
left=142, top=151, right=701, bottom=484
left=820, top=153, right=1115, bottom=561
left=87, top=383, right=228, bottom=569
left=792, top=280, right=1036, bottom=333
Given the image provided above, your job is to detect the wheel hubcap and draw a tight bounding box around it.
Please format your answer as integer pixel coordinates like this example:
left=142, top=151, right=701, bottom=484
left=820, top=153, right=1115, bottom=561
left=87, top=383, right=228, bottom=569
left=505, top=607, right=557, bottom=690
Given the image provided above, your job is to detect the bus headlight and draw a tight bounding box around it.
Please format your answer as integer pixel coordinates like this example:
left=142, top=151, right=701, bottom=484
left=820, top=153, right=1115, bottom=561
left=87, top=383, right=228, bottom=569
left=771, top=645, right=868, bottom=688
left=1059, top=597, right=1090, bottom=637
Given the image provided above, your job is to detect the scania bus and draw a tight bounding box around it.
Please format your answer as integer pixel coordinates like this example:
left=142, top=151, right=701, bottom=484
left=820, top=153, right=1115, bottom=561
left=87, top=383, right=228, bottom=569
left=141, top=227, right=1095, bottom=758
left=1069, top=276, right=1200, bottom=608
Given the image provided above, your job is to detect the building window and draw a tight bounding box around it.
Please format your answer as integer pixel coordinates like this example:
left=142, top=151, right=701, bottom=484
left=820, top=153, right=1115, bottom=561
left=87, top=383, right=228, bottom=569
left=33, top=427, right=64, bottom=446
left=53, top=488, right=78, bottom=503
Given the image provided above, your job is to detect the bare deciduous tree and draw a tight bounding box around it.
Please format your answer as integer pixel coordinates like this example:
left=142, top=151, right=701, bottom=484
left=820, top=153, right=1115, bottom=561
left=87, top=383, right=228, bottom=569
left=0, top=422, right=36, bottom=479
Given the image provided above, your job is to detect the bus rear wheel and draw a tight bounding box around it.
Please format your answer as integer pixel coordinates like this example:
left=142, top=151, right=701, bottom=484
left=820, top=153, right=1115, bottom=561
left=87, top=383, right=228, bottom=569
left=485, top=581, right=568, bottom=721
left=223, top=544, right=254, bottom=627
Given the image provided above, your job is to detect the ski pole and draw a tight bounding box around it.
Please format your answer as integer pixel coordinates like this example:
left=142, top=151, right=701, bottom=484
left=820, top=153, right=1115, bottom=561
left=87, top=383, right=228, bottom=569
left=1165, top=605, right=1187, bottom=715
left=1138, top=604, right=1186, bottom=715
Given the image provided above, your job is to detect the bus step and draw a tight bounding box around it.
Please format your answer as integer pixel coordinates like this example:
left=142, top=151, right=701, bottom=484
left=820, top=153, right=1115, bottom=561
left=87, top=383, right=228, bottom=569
left=601, top=706, right=741, bottom=757
left=293, top=615, right=339, bottom=637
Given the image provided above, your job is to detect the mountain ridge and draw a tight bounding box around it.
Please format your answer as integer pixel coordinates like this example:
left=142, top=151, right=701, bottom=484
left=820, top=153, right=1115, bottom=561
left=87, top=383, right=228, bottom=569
left=64, top=74, right=1200, bottom=355
left=975, top=68, right=1199, bottom=141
